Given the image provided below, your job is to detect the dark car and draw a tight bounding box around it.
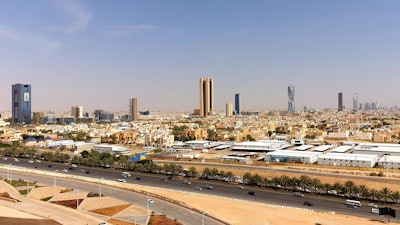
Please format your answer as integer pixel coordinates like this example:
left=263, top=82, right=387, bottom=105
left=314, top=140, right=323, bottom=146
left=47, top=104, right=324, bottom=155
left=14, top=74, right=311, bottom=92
left=247, top=191, right=256, bottom=196
left=136, top=177, right=142, bottom=181
left=303, top=201, right=314, bottom=206
left=205, top=185, right=213, bottom=189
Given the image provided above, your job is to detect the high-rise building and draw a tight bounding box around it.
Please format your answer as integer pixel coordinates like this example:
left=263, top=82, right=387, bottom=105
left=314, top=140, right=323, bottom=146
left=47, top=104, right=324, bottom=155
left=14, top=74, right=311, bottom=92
left=338, top=92, right=343, bottom=112
left=130, top=98, right=138, bottom=121
left=32, top=112, right=44, bottom=125
left=288, top=85, right=295, bottom=114
left=235, top=93, right=240, bottom=115
left=71, top=105, right=83, bottom=119
left=199, top=78, right=214, bottom=117
left=12, top=83, right=32, bottom=124
left=226, top=103, right=233, bottom=117
left=353, top=93, right=358, bottom=112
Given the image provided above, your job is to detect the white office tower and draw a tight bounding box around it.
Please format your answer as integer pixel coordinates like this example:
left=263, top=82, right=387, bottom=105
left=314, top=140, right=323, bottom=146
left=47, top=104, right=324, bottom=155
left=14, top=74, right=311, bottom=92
left=71, top=105, right=83, bottom=119
left=226, top=102, right=233, bottom=117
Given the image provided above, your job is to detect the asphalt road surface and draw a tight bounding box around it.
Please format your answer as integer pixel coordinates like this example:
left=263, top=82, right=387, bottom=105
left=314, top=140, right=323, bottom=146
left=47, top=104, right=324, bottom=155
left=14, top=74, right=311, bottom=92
left=1, top=158, right=398, bottom=224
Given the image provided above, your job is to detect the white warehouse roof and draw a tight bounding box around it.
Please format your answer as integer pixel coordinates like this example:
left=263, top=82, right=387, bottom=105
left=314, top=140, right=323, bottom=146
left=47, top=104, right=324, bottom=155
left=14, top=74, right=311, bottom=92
left=267, top=150, right=321, bottom=157
left=319, top=153, right=378, bottom=161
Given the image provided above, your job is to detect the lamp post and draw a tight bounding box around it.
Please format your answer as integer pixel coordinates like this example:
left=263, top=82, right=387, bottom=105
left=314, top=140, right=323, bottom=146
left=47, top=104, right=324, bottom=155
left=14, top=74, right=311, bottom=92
left=130, top=210, right=136, bottom=225
left=202, top=211, right=208, bottom=225
left=146, top=191, right=149, bottom=212
left=8, top=164, right=12, bottom=184
left=75, top=189, right=79, bottom=209
left=26, top=179, right=29, bottom=197
left=54, top=169, right=58, bottom=187
left=99, top=177, right=104, bottom=197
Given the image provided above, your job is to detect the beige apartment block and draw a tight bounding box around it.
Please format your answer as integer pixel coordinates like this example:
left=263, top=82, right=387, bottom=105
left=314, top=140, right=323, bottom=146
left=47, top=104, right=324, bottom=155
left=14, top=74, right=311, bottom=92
left=112, top=131, right=137, bottom=145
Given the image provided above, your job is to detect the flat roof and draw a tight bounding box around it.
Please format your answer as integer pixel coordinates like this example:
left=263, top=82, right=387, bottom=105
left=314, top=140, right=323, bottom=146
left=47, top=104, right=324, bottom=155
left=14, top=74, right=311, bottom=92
left=354, top=143, right=400, bottom=153
left=312, top=145, right=332, bottom=152
left=378, top=155, right=400, bottom=162
left=319, top=153, right=378, bottom=161
left=330, top=146, right=352, bottom=153
left=267, top=150, right=321, bottom=157
left=215, top=144, right=232, bottom=150
left=294, top=145, right=314, bottom=151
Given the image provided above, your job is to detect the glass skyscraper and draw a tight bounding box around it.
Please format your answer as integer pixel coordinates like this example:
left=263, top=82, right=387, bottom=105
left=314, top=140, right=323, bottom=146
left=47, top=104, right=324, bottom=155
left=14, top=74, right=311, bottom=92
left=338, top=92, right=343, bottom=112
left=235, top=93, right=240, bottom=115
left=353, top=93, right=358, bottom=112
left=12, top=83, right=32, bottom=124
left=288, top=85, right=295, bottom=114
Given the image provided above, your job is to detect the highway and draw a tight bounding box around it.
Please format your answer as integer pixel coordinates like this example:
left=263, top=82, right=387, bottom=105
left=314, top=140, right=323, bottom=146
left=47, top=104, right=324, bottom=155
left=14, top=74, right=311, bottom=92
left=156, top=160, right=400, bottom=185
left=1, top=158, right=398, bottom=224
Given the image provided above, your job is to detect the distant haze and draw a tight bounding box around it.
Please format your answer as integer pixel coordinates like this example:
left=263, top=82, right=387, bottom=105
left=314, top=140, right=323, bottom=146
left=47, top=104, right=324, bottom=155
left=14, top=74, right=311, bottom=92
left=1, top=1, right=399, bottom=112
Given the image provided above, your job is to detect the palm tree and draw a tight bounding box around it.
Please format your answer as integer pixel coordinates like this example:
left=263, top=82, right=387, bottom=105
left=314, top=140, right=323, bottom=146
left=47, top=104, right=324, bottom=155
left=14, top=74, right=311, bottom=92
left=370, top=188, right=379, bottom=201
left=391, top=191, right=400, bottom=204
left=279, top=175, right=290, bottom=188
left=299, top=175, right=312, bottom=189
left=243, top=172, right=252, bottom=184
left=188, top=166, right=197, bottom=177
left=324, top=183, right=333, bottom=194
left=252, top=173, right=263, bottom=186
left=358, top=184, right=369, bottom=199
left=332, top=182, right=342, bottom=195
left=311, top=178, right=322, bottom=193
left=224, top=171, right=234, bottom=182
left=202, top=167, right=211, bottom=179
left=344, top=180, right=356, bottom=196
left=380, top=187, right=392, bottom=203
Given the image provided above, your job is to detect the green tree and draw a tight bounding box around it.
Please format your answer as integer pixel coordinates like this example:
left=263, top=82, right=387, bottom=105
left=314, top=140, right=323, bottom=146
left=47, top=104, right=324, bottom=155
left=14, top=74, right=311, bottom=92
left=358, top=184, right=369, bottom=199
left=344, top=180, right=356, bottom=195
left=370, top=188, right=379, bottom=201
left=188, top=166, right=197, bottom=177
left=380, top=187, right=392, bottom=203
left=391, top=191, right=400, bottom=204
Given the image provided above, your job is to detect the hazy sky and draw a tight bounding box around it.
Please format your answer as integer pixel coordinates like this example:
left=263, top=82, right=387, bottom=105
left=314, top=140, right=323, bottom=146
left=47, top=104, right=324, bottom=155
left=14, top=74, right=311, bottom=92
left=1, top=0, right=400, bottom=113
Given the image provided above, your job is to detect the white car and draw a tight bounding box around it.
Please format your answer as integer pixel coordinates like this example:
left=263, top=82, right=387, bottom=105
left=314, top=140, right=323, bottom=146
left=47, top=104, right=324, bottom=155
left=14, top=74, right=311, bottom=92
left=147, top=199, right=154, bottom=203
left=117, top=178, right=126, bottom=183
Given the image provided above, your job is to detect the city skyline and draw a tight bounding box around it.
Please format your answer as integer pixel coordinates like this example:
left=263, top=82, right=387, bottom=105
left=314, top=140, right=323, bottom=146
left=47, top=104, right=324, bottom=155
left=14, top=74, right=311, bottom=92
left=1, top=1, right=400, bottom=112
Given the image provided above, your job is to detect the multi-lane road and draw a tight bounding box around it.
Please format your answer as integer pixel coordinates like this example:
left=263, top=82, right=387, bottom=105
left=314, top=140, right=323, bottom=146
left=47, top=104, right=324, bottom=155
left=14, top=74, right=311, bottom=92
left=0, top=157, right=398, bottom=224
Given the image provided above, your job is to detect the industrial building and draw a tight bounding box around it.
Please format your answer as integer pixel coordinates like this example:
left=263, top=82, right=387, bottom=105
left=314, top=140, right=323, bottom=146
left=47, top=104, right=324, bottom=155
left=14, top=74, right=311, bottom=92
left=232, top=140, right=291, bottom=152
left=265, top=150, right=321, bottom=164
left=185, top=140, right=222, bottom=150
left=317, top=153, right=378, bottom=168
left=93, top=144, right=131, bottom=155
left=353, top=143, right=400, bottom=156
left=378, top=155, right=400, bottom=169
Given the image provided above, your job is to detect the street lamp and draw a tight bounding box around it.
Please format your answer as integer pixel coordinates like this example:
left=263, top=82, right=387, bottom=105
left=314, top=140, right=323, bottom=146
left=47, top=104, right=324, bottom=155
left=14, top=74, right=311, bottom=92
left=7, top=164, right=12, bottom=184
left=99, top=177, right=104, bottom=197
left=26, top=179, right=29, bottom=197
left=146, top=191, right=149, bottom=212
left=75, top=189, right=79, bottom=209
left=130, top=209, right=136, bottom=225
left=202, top=211, right=208, bottom=225
left=54, top=169, right=59, bottom=187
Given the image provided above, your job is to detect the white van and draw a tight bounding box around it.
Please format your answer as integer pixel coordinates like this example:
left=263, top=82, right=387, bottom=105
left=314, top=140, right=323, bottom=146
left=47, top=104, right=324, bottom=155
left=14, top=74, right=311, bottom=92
left=371, top=208, right=379, bottom=214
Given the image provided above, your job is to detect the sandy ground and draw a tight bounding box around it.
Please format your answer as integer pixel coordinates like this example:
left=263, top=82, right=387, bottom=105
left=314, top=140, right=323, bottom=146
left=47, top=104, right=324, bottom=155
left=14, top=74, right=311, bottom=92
left=139, top=186, right=390, bottom=225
